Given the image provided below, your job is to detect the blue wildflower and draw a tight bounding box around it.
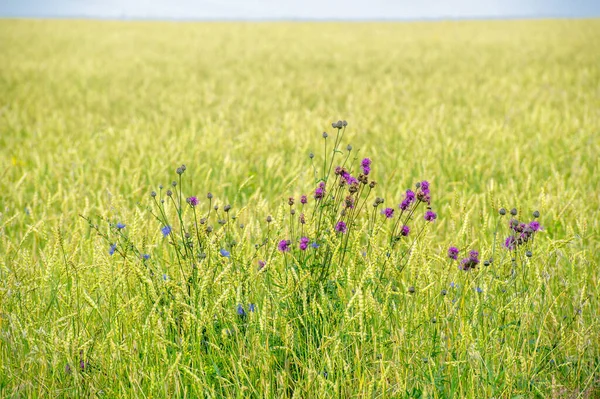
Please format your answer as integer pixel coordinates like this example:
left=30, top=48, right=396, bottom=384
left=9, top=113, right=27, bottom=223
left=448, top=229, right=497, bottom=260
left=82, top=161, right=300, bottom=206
left=248, top=303, right=256, bottom=312
left=116, top=222, right=126, bottom=230
left=237, top=304, right=246, bottom=317
left=161, top=225, right=172, bottom=237
left=450, top=282, right=455, bottom=288
left=220, top=249, right=230, bottom=258
left=476, top=287, right=483, bottom=293
left=109, top=244, right=117, bottom=256
left=142, top=254, right=150, bottom=260
left=311, top=242, right=320, bottom=249
left=162, top=274, right=167, bottom=281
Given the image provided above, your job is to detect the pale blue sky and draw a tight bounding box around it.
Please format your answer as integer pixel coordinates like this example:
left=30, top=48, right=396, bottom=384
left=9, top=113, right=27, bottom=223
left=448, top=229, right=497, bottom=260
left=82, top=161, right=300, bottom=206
left=1, top=0, right=599, bottom=20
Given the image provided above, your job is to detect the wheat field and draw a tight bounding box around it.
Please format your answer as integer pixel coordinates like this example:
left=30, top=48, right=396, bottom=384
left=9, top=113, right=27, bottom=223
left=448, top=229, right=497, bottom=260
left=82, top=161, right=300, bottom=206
left=1, top=19, right=599, bottom=398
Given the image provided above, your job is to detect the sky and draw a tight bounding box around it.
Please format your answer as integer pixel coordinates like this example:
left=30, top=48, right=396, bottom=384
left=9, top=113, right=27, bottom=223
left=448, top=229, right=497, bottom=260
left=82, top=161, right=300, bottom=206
left=1, top=0, right=599, bottom=20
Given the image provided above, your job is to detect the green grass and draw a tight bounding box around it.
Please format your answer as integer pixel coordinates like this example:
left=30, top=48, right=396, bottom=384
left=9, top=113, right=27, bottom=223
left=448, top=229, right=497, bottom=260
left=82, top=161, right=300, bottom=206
left=1, top=18, right=599, bottom=398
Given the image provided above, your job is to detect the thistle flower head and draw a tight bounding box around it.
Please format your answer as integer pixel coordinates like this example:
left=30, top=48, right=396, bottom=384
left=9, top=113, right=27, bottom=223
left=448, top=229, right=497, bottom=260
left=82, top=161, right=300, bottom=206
left=448, top=246, right=459, bottom=260
left=299, top=236, right=310, bottom=251
left=335, top=220, right=348, bottom=234
left=424, top=210, right=437, bottom=221
left=300, top=195, right=307, bottom=204
left=401, top=225, right=410, bottom=236
left=382, top=207, right=394, bottom=219
left=400, top=190, right=415, bottom=210
left=278, top=240, right=291, bottom=252
left=361, top=158, right=372, bottom=175
left=187, top=196, right=198, bottom=207
left=529, top=220, right=541, bottom=231
left=314, top=182, right=326, bottom=200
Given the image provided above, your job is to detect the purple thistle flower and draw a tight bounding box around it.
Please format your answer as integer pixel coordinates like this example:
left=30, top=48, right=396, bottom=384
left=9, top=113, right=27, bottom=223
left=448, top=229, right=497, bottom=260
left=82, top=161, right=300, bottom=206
left=417, top=190, right=431, bottom=204
left=220, top=248, right=230, bottom=258
left=335, top=220, right=348, bottom=234
left=299, top=236, right=310, bottom=251
left=424, top=210, right=437, bottom=221
left=504, top=236, right=517, bottom=250
left=258, top=260, right=266, bottom=270
left=529, top=220, right=541, bottom=232
left=459, top=249, right=479, bottom=270
left=187, top=196, right=199, bottom=207
left=420, top=181, right=429, bottom=191
left=361, top=158, right=372, bottom=175
left=399, top=198, right=411, bottom=210
left=116, top=222, right=125, bottom=230
left=382, top=207, right=394, bottom=219
left=400, top=190, right=415, bottom=210
left=341, top=171, right=358, bottom=185
left=109, top=244, right=117, bottom=256
left=469, top=250, right=479, bottom=260
left=300, top=195, right=307, bottom=204
left=278, top=240, right=291, bottom=252
left=314, top=182, right=326, bottom=200
left=401, top=225, right=410, bottom=236
left=161, top=225, right=172, bottom=237
left=448, top=246, right=459, bottom=260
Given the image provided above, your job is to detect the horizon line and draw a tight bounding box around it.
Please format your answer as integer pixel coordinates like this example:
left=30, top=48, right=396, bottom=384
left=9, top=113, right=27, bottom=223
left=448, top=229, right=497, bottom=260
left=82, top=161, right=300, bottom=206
left=1, top=14, right=599, bottom=23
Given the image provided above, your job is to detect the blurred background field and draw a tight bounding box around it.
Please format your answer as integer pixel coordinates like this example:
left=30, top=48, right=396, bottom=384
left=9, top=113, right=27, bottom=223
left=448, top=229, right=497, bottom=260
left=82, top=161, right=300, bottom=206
left=0, top=19, right=599, bottom=397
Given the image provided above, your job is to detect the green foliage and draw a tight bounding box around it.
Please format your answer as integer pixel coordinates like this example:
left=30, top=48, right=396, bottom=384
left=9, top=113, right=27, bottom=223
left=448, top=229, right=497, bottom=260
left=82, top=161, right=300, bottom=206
left=0, top=19, right=599, bottom=398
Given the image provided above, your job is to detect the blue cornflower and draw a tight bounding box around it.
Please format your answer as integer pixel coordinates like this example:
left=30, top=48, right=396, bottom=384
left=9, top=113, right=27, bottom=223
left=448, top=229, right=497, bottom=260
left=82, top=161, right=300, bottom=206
left=161, top=225, right=172, bottom=237
left=450, top=282, right=455, bottom=288
left=311, top=242, right=320, bottom=249
left=248, top=303, right=256, bottom=312
left=162, top=274, right=168, bottom=281
left=476, top=287, right=483, bottom=293
left=142, top=254, right=150, bottom=260
left=237, top=304, right=246, bottom=317
left=220, top=249, right=230, bottom=258
left=109, top=244, right=117, bottom=255
left=116, top=222, right=126, bottom=230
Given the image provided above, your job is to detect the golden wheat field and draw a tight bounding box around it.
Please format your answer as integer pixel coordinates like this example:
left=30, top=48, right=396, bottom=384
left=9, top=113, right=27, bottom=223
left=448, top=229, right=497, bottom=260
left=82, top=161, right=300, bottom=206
left=0, top=18, right=599, bottom=398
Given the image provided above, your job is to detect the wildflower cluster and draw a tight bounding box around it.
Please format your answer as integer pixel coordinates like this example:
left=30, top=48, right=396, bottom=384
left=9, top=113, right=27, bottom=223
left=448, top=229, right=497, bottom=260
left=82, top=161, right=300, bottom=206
left=503, top=211, right=541, bottom=251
